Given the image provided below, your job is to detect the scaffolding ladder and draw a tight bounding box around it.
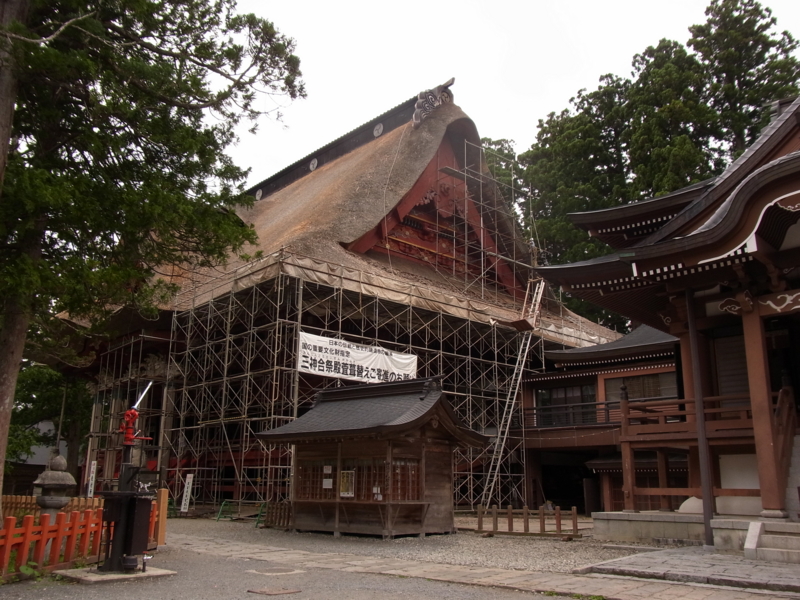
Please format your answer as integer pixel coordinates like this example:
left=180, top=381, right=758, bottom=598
left=481, top=278, right=545, bottom=507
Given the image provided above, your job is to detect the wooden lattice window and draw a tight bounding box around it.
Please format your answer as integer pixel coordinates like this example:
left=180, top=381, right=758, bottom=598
left=342, top=458, right=386, bottom=501
left=296, top=461, right=337, bottom=500
left=391, top=458, right=420, bottom=501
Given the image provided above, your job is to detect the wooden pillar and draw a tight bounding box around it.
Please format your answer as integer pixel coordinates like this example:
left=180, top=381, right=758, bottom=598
left=156, top=488, right=168, bottom=546
left=600, top=473, right=613, bottom=512
left=656, top=450, right=671, bottom=511
left=334, top=442, right=342, bottom=537
left=679, top=333, right=697, bottom=423
left=741, top=308, right=786, bottom=517
left=619, top=385, right=636, bottom=512
left=526, top=450, right=543, bottom=508
left=384, top=440, right=392, bottom=538
left=621, top=443, right=636, bottom=511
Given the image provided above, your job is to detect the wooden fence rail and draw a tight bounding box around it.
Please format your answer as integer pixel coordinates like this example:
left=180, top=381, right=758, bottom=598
left=0, top=495, right=165, bottom=581
left=256, top=502, right=292, bottom=529
left=2, top=496, right=104, bottom=520
left=475, top=505, right=581, bottom=537
left=0, top=510, right=104, bottom=580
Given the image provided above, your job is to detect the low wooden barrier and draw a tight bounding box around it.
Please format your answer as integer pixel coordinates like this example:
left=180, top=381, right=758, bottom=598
left=0, top=493, right=167, bottom=580
left=475, top=505, right=581, bottom=537
left=256, top=502, right=291, bottom=529
left=0, top=510, right=103, bottom=580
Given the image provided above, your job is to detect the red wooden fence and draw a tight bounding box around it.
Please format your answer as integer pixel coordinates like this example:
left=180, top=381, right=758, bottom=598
left=0, top=503, right=159, bottom=580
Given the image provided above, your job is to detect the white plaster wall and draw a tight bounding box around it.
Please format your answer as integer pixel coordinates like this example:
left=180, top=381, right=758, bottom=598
left=716, top=454, right=762, bottom=515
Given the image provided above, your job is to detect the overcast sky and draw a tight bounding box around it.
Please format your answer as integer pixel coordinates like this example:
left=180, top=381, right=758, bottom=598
left=233, top=0, right=800, bottom=188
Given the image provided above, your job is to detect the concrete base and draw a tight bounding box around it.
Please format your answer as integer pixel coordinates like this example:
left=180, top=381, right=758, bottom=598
left=760, top=509, right=789, bottom=520
left=53, top=566, right=176, bottom=584
left=592, top=511, right=706, bottom=544
left=712, top=518, right=753, bottom=552
left=721, top=518, right=800, bottom=563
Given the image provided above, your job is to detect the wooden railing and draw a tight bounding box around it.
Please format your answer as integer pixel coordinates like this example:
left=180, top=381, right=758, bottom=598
left=524, top=396, right=681, bottom=430
left=524, top=401, right=620, bottom=428
left=631, top=487, right=761, bottom=498
left=0, top=510, right=104, bottom=580
left=475, top=505, right=580, bottom=537
left=620, top=394, right=753, bottom=441
left=0, top=502, right=163, bottom=581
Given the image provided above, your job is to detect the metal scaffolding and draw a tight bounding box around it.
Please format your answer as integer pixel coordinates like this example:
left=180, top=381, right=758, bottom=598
left=161, top=263, right=538, bottom=510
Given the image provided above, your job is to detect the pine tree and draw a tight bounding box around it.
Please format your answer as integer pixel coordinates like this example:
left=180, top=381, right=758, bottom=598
left=0, top=1, right=305, bottom=506
left=688, top=0, right=800, bottom=157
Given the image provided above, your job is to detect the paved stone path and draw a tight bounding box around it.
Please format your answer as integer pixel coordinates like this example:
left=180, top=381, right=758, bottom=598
left=580, top=547, right=800, bottom=592
left=169, top=533, right=800, bottom=600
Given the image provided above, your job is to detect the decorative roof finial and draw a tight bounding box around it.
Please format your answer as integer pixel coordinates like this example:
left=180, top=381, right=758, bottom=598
left=412, top=78, right=455, bottom=129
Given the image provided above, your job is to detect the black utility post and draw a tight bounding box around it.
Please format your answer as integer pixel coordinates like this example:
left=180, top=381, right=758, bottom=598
left=685, top=289, right=715, bottom=548
left=98, top=382, right=154, bottom=572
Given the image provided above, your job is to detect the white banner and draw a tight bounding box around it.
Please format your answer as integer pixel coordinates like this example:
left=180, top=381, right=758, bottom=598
left=180, top=473, right=194, bottom=513
left=87, top=460, right=97, bottom=498
left=298, top=332, right=417, bottom=384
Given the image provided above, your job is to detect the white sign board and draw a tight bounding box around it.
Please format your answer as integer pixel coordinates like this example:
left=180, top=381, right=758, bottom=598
left=86, top=460, right=97, bottom=498
left=180, top=473, right=194, bottom=513
left=298, top=332, right=417, bottom=383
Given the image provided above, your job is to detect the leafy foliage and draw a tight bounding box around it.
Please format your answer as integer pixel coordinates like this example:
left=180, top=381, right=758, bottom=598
left=0, top=0, right=305, bottom=498
left=688, top=0, right=800, bottom=156
left=2, top=1, right=305, bottom=330
left=6, top=423, right=39, bottom=466
left=10, top=364, right=92, bottom=477
left=486, top=0, right=798, bottom=330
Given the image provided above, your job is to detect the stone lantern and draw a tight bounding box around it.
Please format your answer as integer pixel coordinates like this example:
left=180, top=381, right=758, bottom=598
left=33, top=455, right=77, bottom=520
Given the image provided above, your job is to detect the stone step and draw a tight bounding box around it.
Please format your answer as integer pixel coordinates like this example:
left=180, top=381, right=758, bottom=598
left=756, top=547, right=800, bottom=564
left=763, top=522, right=800, bottom=535
left=760, top=534, right=800, bottom=550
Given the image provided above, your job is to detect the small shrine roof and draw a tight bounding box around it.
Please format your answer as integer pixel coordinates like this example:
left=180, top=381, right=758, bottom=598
left=255, top=377, right=488, bottom=446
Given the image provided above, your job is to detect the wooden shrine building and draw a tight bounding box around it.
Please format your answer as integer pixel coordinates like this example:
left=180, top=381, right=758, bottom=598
left=521, top=325, right=681, bottom=513
left=256, top=377, right=487, bottom=538
left=537, top=96, right=800, bottom=546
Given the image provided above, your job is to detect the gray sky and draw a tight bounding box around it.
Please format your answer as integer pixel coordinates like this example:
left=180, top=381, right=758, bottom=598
left=233, top=0, right=800, bottom=187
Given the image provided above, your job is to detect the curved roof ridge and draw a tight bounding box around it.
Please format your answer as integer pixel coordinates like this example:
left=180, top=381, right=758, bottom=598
left=545, top=324, right=676, bottom=361
left=644, top=96, right=800, bottom=245
left=568, top=177, right=716, bottom=227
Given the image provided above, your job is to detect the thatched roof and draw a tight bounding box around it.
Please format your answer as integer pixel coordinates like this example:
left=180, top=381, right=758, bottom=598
left=169, top=97, right=617, bottom=348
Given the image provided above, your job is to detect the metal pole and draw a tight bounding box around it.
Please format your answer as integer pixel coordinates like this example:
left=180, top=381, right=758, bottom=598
left=685, top=288, right=715, bottom=548
left=54, top=384, right=67, bottom=456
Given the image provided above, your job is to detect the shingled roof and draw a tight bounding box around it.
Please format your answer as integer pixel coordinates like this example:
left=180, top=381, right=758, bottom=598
left=545, top=325, right=677, bottom=364
left=255, top=377, right=488, bottom=446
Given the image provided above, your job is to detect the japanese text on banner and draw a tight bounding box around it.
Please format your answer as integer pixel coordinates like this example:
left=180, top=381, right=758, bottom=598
left=298, top=332, right=417, bottom=383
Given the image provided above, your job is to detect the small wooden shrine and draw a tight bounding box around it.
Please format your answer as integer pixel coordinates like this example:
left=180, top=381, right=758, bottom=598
left=256, top=377, right=487, bottom=538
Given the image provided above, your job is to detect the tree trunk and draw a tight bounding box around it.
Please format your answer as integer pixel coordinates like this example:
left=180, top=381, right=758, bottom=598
left=0, top=297, right=31, bottom=515
left=0, top=0, right=31, bottom=200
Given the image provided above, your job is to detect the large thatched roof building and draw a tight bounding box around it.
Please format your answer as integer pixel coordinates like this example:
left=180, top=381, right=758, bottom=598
left=84, top=79, right=616, bottom=510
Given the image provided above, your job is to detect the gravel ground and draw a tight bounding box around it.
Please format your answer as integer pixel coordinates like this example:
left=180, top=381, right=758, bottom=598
left=2, top=544, right=545, bottom=600
left=168, top=516, right=641, bottom=573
